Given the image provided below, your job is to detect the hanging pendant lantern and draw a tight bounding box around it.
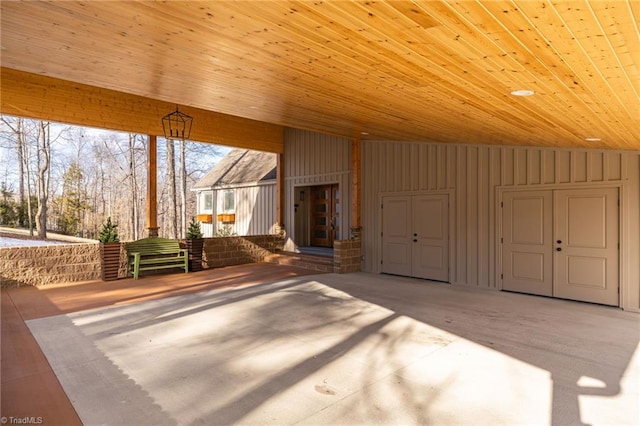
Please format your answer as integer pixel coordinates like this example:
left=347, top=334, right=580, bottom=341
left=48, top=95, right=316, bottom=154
left=162, top=105, right=193, bottom=140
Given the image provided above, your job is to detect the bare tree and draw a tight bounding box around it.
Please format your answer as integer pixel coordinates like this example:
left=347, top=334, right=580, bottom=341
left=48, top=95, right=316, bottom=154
left=25, top=137, right=34, bottom=235
left=1, top=116, right=30, bottom=229
left=128, top=134, right=139, bottom=240
left=165, top=138, right=178, bottom=239
left=180, top=139, right=187, bottom=237
left=1, top=115, right=224, bottom=240
left=16, top=119, right=25, bottom=224
left=90, top=133, right=147, bottom=241
left=35, top=121, right=51, bottom=238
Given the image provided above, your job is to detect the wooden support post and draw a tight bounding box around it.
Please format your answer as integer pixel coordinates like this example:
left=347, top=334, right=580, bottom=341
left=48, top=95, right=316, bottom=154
left=276, top=152, right=285, bottom=235
left=351, top=137, right=362, bottom=239
left=146, top=135, right=159, bottom=237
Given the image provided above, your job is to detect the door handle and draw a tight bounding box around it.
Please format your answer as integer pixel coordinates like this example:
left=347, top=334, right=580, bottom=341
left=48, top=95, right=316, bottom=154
left=413, top=239, right=418, bottom=243
left=556, top=247, right=562, bottom=252
left=557, top=240, right=562, bottom=244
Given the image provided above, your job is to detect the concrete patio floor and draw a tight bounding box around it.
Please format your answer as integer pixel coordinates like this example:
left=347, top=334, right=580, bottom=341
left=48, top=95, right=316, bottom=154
left=2, top=263, right=639, bottom=425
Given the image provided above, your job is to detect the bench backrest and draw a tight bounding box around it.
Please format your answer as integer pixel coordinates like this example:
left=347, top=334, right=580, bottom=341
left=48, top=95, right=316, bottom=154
left=125, top=237, right=182, bottom=255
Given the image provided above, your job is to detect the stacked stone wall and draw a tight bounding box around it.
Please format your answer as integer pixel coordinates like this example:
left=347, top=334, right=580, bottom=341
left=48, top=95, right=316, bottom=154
left=333, top=239, right=362, bottom=273
left=0, top=234, right=359, bottom=287
left=203, top=235, right=285, bottom=268
left=1, top=243, right=102, bottom=287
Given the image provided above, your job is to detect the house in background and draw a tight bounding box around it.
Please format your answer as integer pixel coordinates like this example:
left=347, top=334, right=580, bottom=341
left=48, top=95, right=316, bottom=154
left=193, top=149, right=277, bottom=237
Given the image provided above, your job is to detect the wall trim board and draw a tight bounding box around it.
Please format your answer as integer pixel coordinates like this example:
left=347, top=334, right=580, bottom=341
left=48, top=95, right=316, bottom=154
left=622, top=154, right=640, bottom=313
left=284, top=171, right=350, bottom=182
left=495, top=181, right=625, bottom=192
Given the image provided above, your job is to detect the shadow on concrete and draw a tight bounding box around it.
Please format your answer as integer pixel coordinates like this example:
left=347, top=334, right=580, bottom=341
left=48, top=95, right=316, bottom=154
left=17, top=269, right=640, bottom=425
left=320, top=273, right=639, bottom=426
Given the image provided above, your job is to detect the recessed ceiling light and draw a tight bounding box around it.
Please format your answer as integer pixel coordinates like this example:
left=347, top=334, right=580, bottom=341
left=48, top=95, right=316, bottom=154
left=510, top=89, right=535, bottom=97
left=585, top=137, right=601, bottom=142
left=360, top=132, right=369, bottom=135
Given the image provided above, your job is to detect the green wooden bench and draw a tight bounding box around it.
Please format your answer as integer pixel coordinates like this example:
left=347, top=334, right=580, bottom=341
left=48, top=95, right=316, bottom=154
left=125, top=237, right=188, bottom=279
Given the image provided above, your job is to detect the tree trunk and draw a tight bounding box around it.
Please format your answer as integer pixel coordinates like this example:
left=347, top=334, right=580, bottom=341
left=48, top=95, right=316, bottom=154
left=180, top=139, right=187, bottom=238
left=1, top=116, right=30, bottom=230
left=16, top=119, right=25, bottom=226
left=35, top=121, right=50, bottom=239
left=166, top=138, right=177, bottom=239
left=24, top=139, right=34, bottom=236
left=129, top=134, right=139, bottom=240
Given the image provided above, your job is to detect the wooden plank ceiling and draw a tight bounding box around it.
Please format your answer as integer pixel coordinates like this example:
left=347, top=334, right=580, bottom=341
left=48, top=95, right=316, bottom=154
left=1, top=1, right=638, bottom=150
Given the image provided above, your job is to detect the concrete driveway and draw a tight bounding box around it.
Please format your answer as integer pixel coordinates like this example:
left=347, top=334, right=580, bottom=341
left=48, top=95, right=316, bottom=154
left=25, top=271, right=640, bottom=425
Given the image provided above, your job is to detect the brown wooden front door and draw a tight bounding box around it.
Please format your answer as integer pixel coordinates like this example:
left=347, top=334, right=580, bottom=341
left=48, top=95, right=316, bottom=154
left=310, top=184, right=339, bottom=247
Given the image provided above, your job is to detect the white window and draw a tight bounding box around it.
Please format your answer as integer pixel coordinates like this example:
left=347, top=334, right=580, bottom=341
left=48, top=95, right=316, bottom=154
left=223, top=190, right=235, bottom=213
left=202, top=192, right=213, bottom=212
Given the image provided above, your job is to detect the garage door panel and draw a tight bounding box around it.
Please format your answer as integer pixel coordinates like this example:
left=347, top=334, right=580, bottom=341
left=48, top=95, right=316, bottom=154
left=565, top=196, right=607, bottom=248
left=412, top=194, right=449, bottom=281
left=511, top=196, right=547, bottom=245
left=384, top=199, right=411, bottom=237
left=511, top=252, right=545, bottom=281
left=382, top=196, right=412, bottom=276
left=416, top=245, right=444, bottom=270
left=555, top=188, right=619, bottom=306
left=386, top=243, right=410, bottom=264
left=502, top=191, right=553, bottom=296
left=382, top=194, right=449, bottom=282
left=415, top=199, right=445, bottom=239
left=566, top=256, right=606, bottom=289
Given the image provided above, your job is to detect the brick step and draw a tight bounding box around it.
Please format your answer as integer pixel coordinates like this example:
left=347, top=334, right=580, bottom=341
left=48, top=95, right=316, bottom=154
left=263, top=252, right=334, bottom=273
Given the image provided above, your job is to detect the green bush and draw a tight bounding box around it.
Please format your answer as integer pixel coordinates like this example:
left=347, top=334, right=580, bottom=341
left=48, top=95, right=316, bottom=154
left=186, top=217, right=203, bottom=239
left=214, top=225, right=236, bottom=237
left=98, top=217, right=120, bottom=243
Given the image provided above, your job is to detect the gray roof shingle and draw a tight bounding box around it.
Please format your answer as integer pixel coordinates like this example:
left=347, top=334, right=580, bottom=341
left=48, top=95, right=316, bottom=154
left=193, top=149, right=277, bottom=189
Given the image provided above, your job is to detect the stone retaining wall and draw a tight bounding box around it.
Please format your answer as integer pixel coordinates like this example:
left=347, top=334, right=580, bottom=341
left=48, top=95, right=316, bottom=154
left=0, top=233, right=356, bottom=288
left=0, top=243, right=103, bottom=287
left=203, top=235, right=285, bottom=268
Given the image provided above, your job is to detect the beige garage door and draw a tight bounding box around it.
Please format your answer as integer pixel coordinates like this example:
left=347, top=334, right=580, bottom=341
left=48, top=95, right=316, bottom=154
left=502, top=188, right=619, bottom=306
left=382, top=194, right=449, bottom=282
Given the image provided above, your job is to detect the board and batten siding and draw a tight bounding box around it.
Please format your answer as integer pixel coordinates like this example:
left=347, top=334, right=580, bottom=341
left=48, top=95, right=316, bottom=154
left=199, top=184, right=277, bottom=237
left=362, top=141, right=640, bottom=312
left=283, top=128, right=351, bottom=249
left=228, top=183, right=277, bottom=236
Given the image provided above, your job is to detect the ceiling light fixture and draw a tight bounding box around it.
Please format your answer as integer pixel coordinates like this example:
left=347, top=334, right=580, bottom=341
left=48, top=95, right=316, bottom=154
left=510, top=89, right=535, bottom=97
left=162, top=105, right=193, bottom=140
left=585, top=137, right=601, bottom=142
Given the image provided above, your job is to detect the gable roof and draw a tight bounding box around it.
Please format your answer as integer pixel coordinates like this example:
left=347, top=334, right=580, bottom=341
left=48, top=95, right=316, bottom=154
left=193, top=149, right=277, bottom=190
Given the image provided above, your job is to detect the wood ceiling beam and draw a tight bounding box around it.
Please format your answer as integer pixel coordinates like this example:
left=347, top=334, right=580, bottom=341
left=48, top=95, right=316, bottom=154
left=0, top=68, right=284, bottom=153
